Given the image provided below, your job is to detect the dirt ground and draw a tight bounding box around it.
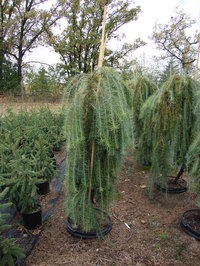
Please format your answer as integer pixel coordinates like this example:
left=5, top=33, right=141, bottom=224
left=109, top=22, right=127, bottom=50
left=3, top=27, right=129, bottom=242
left=24, top=149, right=200, bottom=266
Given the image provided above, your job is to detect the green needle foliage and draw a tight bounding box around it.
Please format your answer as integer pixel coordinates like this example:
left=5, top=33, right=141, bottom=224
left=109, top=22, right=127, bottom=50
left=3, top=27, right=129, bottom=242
left=132, top=75, right=157, bottom=166
left=63, top=67, right=132, bottom=233
left=187, top=135, right=200, bottom=206
left=0, top=107, right=64, bottom=211
left=31, top=138, right=56, bottom=182
left=0, top=153, right=42, bottom=213
left=187, top=86, right=200, bottom=206
left=0, top=188, right=25, bottom=266
left=141, top=74, right=198, bottom=192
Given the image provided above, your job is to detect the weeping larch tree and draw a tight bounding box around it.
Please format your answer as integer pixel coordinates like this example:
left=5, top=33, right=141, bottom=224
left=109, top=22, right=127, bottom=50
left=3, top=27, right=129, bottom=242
left=187, top=134, right=200, bottom=206
left=132, top=75, right=157, bottom=166
left=63, top=4, right=132, bottom=234
left=187, top=88, right=200, bottom=206
left=141, top=74, right=198, bottom=191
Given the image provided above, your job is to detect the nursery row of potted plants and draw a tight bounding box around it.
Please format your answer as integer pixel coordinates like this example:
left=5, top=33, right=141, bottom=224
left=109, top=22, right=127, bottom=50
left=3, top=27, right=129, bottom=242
left=0, top=107, right=65, bottom=265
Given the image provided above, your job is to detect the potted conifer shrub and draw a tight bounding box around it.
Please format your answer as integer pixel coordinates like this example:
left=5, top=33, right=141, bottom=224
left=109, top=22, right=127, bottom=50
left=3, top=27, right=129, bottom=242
left=141, top=74, right=198, bottom=193
left=32, top=138, right=56, bottom=195
left=0, top=188, right=25, bottom=265
left=36, top=107, right=65, bottom=152
left=1, top=155, right=43, bottom=230
left=50, top=111, right=65, bottom=152
left=132, top=75, right=157, bottom=166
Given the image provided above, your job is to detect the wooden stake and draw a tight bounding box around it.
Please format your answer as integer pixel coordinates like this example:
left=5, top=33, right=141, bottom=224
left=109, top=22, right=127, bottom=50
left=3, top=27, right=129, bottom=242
left=90, top=58, right=93, bottom=73
left=103, top=32, right=108, bottom=60
left=194, top=35, right=200, bottom=81
left=88, top=142, right=95, bottom=203
left=143, top=52, right=146, bottom=75
left=98, top=5, right=107, bottom=69
left=132, top=59, right=135, bottom=75
left=89, top=5, right=107, bottom=205
left=170, top=64, right=172, bottom=78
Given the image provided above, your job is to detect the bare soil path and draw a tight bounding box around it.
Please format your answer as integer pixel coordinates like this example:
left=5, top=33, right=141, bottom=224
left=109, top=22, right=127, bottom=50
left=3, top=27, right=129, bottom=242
left=25, top=149, right=200, bottom=266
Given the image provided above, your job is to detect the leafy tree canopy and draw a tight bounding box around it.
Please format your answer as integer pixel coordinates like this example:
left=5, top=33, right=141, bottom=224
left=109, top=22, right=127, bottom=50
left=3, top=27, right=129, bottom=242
left=0, top=0, right=66, bottom=89
left=46, top=0, right=143, bottom=77
left=151, top=7, right=199, bottom=73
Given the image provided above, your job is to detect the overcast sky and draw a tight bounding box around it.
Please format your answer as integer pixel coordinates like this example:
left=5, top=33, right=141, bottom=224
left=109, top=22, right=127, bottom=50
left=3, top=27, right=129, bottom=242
left=25, top=0, right=200, bottom=70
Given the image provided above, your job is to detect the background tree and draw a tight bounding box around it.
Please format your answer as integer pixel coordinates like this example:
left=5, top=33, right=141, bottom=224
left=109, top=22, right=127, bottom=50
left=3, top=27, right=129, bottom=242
left=0, top=0, right=68, bottom=92
left=0, top=0, right=18, bottom=88
left=46, top=0, right=142, bottom=77
left=105, top=39, right=146, bottom=70
left=26, top=67, right=48, bottom=93
left=157, top=59, right=179, bottom=85
left=25, top=65, right=63, bottom=101
left=10, top=0, right=66, bottom=86
left=151, top=7, right=199, bottom=73
left=0, top=59, right=18, bottom=93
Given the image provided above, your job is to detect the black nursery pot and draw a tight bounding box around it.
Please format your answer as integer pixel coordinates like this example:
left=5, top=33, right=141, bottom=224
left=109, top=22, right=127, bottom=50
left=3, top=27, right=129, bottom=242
left=22, top=205, right=42, bottom=230
left=180, top=209, right=200, bottom=240
left=50, top=153, right=57, bottom=170
left=66, top=209, right=112, bottom=239
left=53, top=146, right=61, bottom=152
left=36, top=180, right=50, bottom=195
left=155, top=176, right=188, bottom=194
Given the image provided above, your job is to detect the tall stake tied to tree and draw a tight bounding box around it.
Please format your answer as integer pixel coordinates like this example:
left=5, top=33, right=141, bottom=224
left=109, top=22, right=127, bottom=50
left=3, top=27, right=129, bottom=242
left=64, top=3, right=132, bottom=237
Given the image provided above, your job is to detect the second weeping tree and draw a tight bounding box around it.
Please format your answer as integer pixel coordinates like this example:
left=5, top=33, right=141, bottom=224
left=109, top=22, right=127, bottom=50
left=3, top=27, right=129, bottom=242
left=141, top=74, right=199, bottom=191
left=187, top=89, right=200, bottom=205
left=132, top=75, right=157, bottom=166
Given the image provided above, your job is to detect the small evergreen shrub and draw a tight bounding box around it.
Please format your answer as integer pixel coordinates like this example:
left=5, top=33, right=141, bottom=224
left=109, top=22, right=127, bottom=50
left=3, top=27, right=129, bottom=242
left=0, top=188, right=25, bottom=266
left=0, top=154, right=42, bottom=213
left=0, top=107, right=64, bottom=207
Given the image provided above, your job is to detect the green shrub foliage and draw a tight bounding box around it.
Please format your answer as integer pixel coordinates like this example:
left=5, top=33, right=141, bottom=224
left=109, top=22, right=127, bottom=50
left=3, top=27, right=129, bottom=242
left=0, top=107, right=64, bottom=209
left=141, top=74, right=198, bottom=191
left=132, top=75, right=157, bottom=165
left=1, top=153, right=43, bottom=213
left=0, top=107, right=64, bottom=263
left=187, top=135, right=200, bottom=206
left=0, top=188, right=25, bottom=266
left=187, top=86, right=200, bottom=206
left=64, top=67, right=132, bottom=232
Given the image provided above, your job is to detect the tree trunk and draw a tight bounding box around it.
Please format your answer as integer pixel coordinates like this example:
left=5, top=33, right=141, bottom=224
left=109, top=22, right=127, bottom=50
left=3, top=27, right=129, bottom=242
left=0, top=33, right=4, bottom=83
left=0, top=49, right=4, bottom=83
left=17, top=46, right=24, bottom=101
left=17, top=50, right=22, bottom=86
left=174, top=165, right=184, bottom=183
